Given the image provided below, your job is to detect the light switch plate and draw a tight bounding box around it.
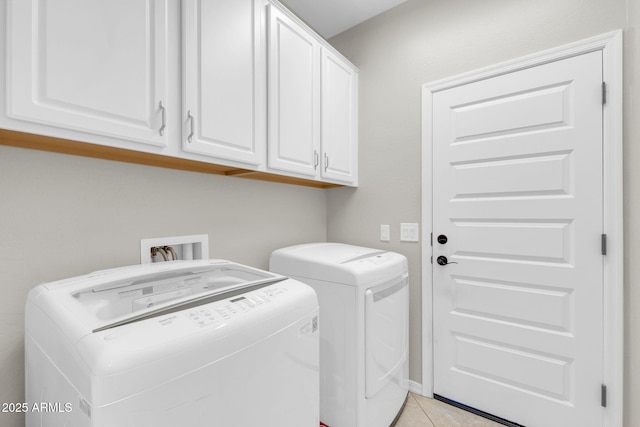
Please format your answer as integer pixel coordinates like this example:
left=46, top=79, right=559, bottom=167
left=380, top=224, right=390, bottom=242
left=400, top=223, right=419, bottom=242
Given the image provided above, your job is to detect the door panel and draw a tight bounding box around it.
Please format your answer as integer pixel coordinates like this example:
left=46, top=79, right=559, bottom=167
left=182, top=0, right=264, bottom=165
left=451, top=151, right=572, bottom=199
left=365, top=274, right=409, bottom=398
left=451, top=82, right=571, bottom=141
left=321, top=48, right=358, bottom=184
left=432, top=51, right=603, bottom=427
left=7, top=0, right=168, bottom=147
left=267, top=5, right=320, bottom=176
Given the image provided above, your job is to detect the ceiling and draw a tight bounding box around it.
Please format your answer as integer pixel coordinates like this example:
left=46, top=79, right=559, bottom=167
left=282, top=0, right=409, bottom=39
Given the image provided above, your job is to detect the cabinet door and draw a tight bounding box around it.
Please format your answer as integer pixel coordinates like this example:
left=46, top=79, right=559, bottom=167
left=7, top=0, right=169, bottom=147
left=267, top=5, right=320, bottom=177
left=321, top=48, right=358, bottom=185
left=183, top=0, right=265, bottom=165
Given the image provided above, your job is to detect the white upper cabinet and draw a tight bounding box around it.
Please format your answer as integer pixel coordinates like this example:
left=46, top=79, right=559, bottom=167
left=266, top=5, right=320, bottom=177
left=321, top=47, right=358, bottom=185
left=266, top=4, right=358, bottom=186
left=3, top=0, right=357, bottom=186
left=182, top=0, right=265, bottom=165
left=6, top=0, right=169, bottom=147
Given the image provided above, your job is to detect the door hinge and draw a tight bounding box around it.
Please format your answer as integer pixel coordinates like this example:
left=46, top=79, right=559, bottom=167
left=601, top=234, right=607, bottom=255
left=430, top=232, right=433, bottom=246
left=430, top=255, right=433, bottom=265
left=602, top=82, right=607, bottom=105
left=601, top=384, right=607, bottom=407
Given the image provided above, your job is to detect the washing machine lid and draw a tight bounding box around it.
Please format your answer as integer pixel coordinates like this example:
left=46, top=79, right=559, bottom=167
left=270, top=243, right=407, bottom=286
left=27, top=260, right=287, bottom=343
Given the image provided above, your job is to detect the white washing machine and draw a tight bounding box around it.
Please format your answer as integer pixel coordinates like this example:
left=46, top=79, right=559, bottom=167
left=270, top=243, right=409, bottom=427
left=25, top=259, right=319, bottom=427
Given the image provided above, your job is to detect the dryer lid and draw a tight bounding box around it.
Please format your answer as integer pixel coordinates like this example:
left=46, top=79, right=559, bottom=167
left=269, top=243, right=407, bottom=286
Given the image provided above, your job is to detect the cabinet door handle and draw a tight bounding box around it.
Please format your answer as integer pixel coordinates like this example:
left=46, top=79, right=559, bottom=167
left=159, top=101, right=166, bottom=136
left=314, top=150, right=319, bottom=170
left=187, top=111, right=194, bottom=143
left=324, top=153, right=329, bottom=171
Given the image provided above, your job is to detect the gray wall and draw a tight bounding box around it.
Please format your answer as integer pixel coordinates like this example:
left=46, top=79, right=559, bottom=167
left=0, top=145, right=327, bottom=426
left=327, top=0, right=639, bottom=424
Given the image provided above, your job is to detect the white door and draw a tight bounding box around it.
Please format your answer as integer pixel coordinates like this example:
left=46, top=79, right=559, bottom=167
left=321, top=47, right=358, bottom=185
left=182, top=0, right=265, bottom=165
left=267, top=5, right=321, bottom=177
left=432, top=51, right=604, bottom=427
left=7, top=0, right=169, bottom=147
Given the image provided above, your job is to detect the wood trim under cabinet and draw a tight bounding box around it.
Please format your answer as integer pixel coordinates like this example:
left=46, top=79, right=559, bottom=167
left=0, top=129, right=340, bottom=189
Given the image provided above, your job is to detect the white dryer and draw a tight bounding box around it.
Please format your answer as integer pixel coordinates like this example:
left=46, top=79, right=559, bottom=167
left=25, top=260, right=319, bottom=427
left=270, top=243, right=409, bottom=427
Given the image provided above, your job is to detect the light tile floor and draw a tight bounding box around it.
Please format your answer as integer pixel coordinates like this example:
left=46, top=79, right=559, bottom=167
left=395, top=393, right=504, bottom=427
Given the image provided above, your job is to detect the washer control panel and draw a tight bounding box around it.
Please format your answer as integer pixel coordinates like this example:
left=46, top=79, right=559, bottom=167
left=183, top=285, right=288, bottom=328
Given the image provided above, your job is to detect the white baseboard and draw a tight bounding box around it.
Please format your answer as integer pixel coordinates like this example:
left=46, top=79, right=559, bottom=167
left=408, top=380, right=423, bottom=396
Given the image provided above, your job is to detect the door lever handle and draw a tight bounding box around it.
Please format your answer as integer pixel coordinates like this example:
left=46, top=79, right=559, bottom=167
left=436, top=256, right=458, bottom=266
